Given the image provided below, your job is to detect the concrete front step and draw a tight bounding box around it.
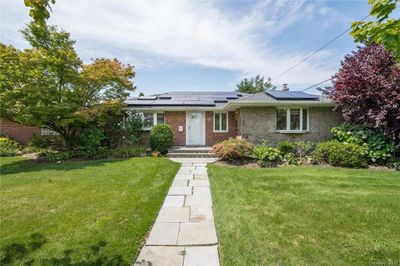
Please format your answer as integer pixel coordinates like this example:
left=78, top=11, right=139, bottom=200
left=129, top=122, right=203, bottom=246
left=169, top=146, right=212, bottom=154
left=167, top=152, right=217, bottom=158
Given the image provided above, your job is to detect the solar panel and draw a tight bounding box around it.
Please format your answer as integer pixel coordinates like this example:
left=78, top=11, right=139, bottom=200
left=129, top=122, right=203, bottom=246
left=214, top=98, right=228, bottom=103
left=183, top=100, right=215, bottom=106
left=266, top=91, right=318, bottom=100
left=137, top=96, right=157, bottom=100
left=126, top=91, right=243, bottom=106
left=126, top=100, right=155, bottom=105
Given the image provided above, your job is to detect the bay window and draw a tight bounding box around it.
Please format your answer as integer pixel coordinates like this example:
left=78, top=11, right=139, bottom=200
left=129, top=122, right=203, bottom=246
left=214, top=112, right=228, bottom=132
left=276, top=108, right=308, bottom=132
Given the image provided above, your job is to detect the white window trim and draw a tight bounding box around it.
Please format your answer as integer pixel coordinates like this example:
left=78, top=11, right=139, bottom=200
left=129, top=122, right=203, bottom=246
left=142, top=112, right=165, bottom=131
left=276, top=107, right=309, bottom=133
left=213, top=112, right=229, bottom=133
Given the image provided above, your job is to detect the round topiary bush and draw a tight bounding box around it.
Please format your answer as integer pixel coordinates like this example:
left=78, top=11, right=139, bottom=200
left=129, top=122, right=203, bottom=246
left=150, top=124, right=173, bottom=154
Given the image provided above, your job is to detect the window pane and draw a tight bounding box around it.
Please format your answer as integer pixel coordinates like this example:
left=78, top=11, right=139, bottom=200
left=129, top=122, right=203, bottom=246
left=290, top=109, right=300, bottom=130
left=302, top=109, right=308, bottom=130
left=157, top=113, right=164, bottom=124
left=221, top=113, right=227, bottom=131
left=214, top=113, right=220, bottom=131
left=277, top=109, right=287, bottom=130
left=143, top=113, right=154, bottom=128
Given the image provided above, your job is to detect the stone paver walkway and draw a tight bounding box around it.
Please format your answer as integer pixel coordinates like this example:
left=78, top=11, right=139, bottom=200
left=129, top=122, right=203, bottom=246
left=135, top=160, right=220, bottom=266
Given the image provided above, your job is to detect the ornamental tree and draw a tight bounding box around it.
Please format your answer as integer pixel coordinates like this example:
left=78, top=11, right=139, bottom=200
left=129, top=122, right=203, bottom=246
left=0, top=1, right=135, bottom=147
left=324, top=45, right=400, bottom=143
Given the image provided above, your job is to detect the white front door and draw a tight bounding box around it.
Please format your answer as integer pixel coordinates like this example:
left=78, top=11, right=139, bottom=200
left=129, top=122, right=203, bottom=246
left=186, top=112, right=205, bottom=145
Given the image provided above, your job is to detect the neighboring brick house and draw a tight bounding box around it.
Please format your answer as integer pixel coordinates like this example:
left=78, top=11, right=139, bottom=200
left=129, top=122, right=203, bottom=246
left=125, top=88, right=342, bottom=146
left=0, top=119, right=42, bottom=145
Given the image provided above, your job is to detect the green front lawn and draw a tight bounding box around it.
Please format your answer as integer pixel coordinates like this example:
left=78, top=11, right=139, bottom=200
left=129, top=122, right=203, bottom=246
left=0, top=157, right=180, bottom=265
left=209, top=165, right=400, bottom=265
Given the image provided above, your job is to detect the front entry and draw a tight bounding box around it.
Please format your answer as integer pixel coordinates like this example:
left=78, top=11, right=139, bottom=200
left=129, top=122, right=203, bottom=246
left=186, top=112, right=205, bottom=145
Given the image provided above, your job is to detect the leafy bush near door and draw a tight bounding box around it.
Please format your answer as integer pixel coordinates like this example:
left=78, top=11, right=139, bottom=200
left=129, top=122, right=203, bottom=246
left=150, top=124, right=173, bottom=154
left=313, top=140, right=367, bottom=168
left=212, top=137, right=254, bottom=162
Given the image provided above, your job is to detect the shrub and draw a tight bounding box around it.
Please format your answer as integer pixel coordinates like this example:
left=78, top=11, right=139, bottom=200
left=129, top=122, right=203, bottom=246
left=212, top=137, right=254, bottom=162
left=283, top=152, right=300, bottom=166
left=45, top=150, right=77, bottom=162
left=331, top=123, right=395, bottom=164
left=121, top=111, right=144, bottom=146
left=111, top=147, right=145, bottom=158
left=276, top=140, right=296, bottom=155
left=277, top=140, right=315, bottom=158
left=80, top=127, right=106, bottom=156
left=313, top=140, right=367, bottom=168
left=0, top=138, right=21, bottom=156
left=387, top=158, right=400, bottom=171
left=150, top=124, right=173, bottom=154
left=294, top=141, right=315, bottom=157
left=28, top=134, right=64, bottom=151
left=252, top=145, right=282, bottom=167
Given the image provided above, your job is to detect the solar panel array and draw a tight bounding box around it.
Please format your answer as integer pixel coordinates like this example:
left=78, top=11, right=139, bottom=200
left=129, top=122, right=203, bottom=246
left=126, top=91, right=243, bottom=106
left=266, top=90, right=318, bottom=100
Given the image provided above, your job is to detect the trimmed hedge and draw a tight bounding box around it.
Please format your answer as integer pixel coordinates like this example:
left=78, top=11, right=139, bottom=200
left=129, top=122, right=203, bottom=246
left=313, top=140, right=367, bottom=168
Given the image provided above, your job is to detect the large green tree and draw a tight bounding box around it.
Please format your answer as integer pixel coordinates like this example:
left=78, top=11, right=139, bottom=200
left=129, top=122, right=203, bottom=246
left=0, top=1, right=135, bottom=146
left=351, top=0, right=400, bottom=60
left=236, top=74, right=275, bottom=94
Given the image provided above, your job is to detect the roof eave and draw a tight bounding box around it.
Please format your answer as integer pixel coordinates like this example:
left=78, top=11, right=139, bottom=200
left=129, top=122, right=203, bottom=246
left=224, top=100, right=335, bottom=111
left=123, top=106, right=226, bottom=111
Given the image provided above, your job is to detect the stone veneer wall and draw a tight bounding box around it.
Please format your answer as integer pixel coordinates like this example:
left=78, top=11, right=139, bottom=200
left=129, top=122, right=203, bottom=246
left=240, top=107, right=342, bottom=145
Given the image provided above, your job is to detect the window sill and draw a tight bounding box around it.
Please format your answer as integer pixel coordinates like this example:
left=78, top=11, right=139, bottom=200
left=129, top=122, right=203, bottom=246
left=276, top=130, right=308, bottom=134
left=213, top=130, right=229, bottom=133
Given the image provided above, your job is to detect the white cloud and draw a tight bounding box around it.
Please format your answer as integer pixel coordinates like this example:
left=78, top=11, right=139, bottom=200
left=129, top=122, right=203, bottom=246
left=1, top=0, right=343, bottom=85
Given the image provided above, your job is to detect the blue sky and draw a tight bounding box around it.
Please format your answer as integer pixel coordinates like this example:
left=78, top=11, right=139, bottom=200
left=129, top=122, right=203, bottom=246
left=1, top=0, right=396, bottom=95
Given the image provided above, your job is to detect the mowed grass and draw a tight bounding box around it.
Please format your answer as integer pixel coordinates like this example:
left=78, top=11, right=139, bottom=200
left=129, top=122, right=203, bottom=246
left=208, top=165, right=400, bottom=265
left=0, top=157, right=180, bottom=265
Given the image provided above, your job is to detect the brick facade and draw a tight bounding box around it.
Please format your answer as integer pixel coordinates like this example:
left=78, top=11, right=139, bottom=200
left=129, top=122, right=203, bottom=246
left=165, top=111, right=186, bottom=146
left=161, top=111, right=238, bottom=146
left=0, top=119, right=41, bottom=145
left=205, top=111, right=237, bottom=146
